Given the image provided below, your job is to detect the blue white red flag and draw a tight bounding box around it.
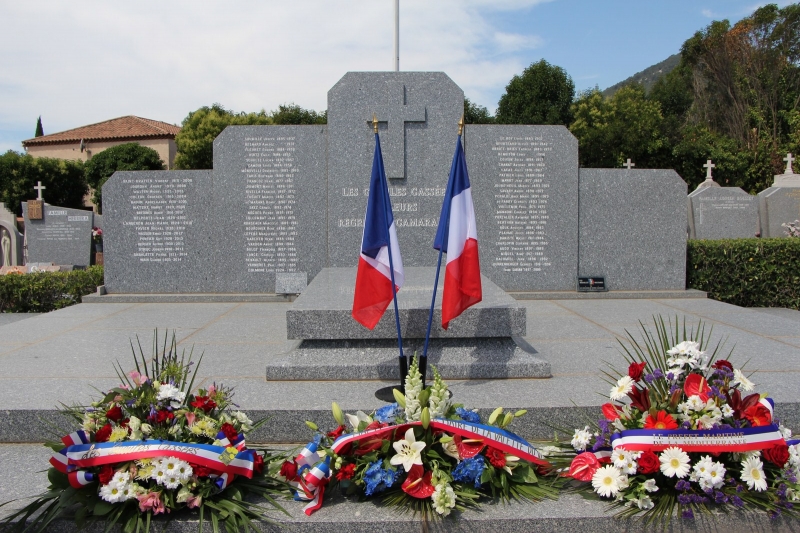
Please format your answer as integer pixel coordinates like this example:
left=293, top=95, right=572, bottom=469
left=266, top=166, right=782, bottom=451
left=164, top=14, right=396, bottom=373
left=352, top=133, right=404, bottom=329
left=433, top=135, right=482, bottom=330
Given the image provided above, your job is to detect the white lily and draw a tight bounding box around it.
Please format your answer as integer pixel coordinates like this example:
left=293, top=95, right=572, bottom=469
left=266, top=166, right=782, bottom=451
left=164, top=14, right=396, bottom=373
left=390, top=427, right=426, bottom=472
left=346, top=410, right=372, bottom=430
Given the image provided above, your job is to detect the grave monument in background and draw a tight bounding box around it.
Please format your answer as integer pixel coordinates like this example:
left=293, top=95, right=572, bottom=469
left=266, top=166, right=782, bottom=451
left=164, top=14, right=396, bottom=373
left=687, top=161, right=758, bottom=240
left=103, top=72, right=689, bottom=295
left=759, top=153, right=800, bottom=237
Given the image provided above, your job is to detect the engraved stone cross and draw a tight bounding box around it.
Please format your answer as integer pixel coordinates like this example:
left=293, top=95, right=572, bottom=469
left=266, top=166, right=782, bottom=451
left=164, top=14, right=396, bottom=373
left=703, top=160, right=715, bottom=180
left=33, top=181, right=46, bottom=201
left=785, top=153, right=795, bottom=174
left=623, top=158, right=635, bottom=170
left=372, top=82, right=426, bottom=179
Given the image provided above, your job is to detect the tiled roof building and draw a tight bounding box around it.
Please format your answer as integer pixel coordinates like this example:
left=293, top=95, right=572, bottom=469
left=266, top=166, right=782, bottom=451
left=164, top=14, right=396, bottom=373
left=22, top=116, right=181, bottom=169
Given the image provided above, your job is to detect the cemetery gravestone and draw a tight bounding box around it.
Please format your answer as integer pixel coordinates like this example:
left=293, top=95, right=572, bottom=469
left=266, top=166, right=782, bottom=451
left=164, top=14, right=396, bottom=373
left=21, top=203, right=93, bottom=266
left=688, top=186, right=758, bottom=239
left=0, top=203, right=23, bottom=267
left=466, top=125, right=579, bottom=291
left=578, top=169, right=687, bottom=291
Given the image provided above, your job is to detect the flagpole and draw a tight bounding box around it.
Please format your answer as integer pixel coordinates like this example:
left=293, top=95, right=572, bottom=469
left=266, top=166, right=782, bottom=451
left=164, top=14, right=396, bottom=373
left=421, top=116, right=464, bottom=387
left=374, top=114, right=407, bottom=394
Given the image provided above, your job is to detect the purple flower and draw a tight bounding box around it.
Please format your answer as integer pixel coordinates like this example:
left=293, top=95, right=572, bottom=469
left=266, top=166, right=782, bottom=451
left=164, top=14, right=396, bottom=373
left=682, top=508, right=695, bottom=519
left=676, top=480, right=691, bottom=491
left=732, top=496, right=744, bottom=507
left=678, top=494, right=691, bottom=505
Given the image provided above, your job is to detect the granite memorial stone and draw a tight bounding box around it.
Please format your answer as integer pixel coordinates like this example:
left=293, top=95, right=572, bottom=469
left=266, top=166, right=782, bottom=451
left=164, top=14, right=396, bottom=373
left=758, top=187, right=800, bottom=237
left=466, top=125, right=579, bottom=291
left=578, top=169, right=687, bottom=291
left=22, top=203, right=93, bottom=266
left=688, top=186, right=759, bottom=239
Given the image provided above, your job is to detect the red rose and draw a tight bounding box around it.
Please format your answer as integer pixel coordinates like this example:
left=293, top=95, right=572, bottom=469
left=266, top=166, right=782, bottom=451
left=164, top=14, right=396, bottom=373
left=253, top=453, right=264, bottom=474
left=763, top=443, right=790, bottom=468
left=486, top=447, right=506, bottom=468
left=105, top=405, right=124, bottom=422
left=191, top=464, right=211, bottom=478
left=628, top=362, right=647, bottom=382
left=327, top=425, right=346, bottom=439
left=94, top=423, right=113, bottom=443
left=335, top=463, right=356, bottom=481
left=98, top=465, right=114, bottom=484
left=220, top=423, right=239, bottom=442
left=568, top=452, right=600, bottom=482
left=712, top=359, right=733, bottom=372
left=279, top=460, right=298, bottom=480
left=637, top=450, right=660, bottom=474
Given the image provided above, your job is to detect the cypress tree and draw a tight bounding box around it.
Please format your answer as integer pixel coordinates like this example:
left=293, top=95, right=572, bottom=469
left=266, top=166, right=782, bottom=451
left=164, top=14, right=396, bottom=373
left=35, top=116, right=44, bottom=137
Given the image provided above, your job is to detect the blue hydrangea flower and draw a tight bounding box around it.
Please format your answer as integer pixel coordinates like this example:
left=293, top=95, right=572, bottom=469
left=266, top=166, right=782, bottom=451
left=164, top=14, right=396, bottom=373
left=456, top=407, right=481, bottom=424
left=453, top=456, right=485, bottom=488
left=363, top=461, right=398, bottom=496
left=382, top=466, right=399, bottom=488
left=374, top=402, right=401, bottom=423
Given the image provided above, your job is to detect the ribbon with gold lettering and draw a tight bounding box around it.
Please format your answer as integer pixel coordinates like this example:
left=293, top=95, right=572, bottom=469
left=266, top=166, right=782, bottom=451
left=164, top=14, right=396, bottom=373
left=610, top=424, right=786, bottom=453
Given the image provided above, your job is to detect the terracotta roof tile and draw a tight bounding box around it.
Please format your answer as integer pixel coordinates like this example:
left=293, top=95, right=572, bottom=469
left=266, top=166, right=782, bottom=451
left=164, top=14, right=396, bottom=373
left=22, top=116, right=181, bottom=145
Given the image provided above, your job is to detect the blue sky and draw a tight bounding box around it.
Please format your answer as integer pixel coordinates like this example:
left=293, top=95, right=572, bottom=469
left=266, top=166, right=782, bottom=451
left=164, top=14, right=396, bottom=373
left=0, top=0, right=792, bottom=154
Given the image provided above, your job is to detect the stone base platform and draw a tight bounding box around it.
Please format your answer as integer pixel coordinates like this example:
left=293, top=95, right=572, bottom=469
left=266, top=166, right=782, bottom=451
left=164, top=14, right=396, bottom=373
left=287, top=268, right=526, bottom=339
left=266, top=337, right=551, bottom=381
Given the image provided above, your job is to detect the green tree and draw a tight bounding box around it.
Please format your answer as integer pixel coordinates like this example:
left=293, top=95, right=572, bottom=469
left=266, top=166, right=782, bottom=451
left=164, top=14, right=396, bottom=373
left=570, top=85, right=667, bottom=168
left=464, top=97, right=495, bottom=124
left=174, top=104, right=272, bottom=170
left=35, top=116, right=43, bottom=137
left=0, top=151, right=87, bottom=215
left=496, top=60, right=575, bottom=125
left=84, top=143, right=165, bottom=213
left=269, top=104, right=326, bottom=125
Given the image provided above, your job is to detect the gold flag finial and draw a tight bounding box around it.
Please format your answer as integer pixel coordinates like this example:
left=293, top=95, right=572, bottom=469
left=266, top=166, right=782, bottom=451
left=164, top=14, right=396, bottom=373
left=372, top=114, right=378, bottom=133
left=458, top=114, right=464, bottom=136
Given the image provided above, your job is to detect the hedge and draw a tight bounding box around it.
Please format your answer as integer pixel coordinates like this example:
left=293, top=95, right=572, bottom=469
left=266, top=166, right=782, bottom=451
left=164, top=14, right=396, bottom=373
left=687, top=238, right=800, bottom=310
left=0, top=266, right=104, bottom=313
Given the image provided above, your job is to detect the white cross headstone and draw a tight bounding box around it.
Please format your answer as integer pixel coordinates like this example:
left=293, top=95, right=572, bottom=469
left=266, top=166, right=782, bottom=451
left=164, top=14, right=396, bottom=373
left=33, top=181, right=46, bottom=201
left=784, top=153, right=795, bottom=175
left=703, top=160, right=715, bottom=180
left=623, top=158, right=635, bottom=170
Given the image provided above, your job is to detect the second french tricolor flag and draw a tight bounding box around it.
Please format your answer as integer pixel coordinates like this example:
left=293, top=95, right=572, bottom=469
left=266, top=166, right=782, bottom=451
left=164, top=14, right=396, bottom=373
left=434, top=134, right=482, bottom=329
left=352, top=132, right=404, bottom=330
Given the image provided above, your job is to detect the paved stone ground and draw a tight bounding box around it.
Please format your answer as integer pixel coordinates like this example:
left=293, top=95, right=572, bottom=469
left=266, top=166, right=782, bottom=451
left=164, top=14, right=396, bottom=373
left=1, top=298, right=799, bottom=530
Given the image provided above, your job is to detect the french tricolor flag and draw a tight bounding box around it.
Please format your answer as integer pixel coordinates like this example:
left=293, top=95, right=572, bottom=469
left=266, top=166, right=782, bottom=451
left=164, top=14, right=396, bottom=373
left=434, top=134, right=482, bottom=330
left=352, top=132, right=404, bottom=329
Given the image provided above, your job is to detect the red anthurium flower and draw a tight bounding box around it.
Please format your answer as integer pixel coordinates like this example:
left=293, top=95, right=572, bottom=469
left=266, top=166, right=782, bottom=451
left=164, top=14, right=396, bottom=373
left=105, top=405, right=124, bottom=422
left=568, top=452, right=600, bottom=482
left=643, top=410, right=679, bottom=430
left=335, top=463, right=357, bottom=481
left=627, top=386, right=651, bottom=413
left=601, top=403, right=622, bottom=421
left=401, top=464, right=435, bottom=499
left=354, top=436, right=385, bottom=456
left=743, top=404, right=772, bottom=427
left=327, top=425, right=346, bottom=439
left=454, top=434, right=485, bottom=458
left=486, top=447, right=506, bottom=468
left=628, top=362, right=647, bottom=381
left=684, top=373, right=712, bottom=402
left=365, top=421, right=388, bottom=431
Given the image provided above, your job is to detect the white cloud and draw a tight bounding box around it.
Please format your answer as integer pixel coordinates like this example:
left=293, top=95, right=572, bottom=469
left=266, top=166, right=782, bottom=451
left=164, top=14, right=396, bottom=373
left=701, top=9, right=715, bottom=18
left=0, top=0, right=553, bottom=152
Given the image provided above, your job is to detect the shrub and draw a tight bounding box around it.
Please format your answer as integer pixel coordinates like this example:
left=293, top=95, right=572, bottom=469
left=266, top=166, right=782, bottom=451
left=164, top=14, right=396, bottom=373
left=0, top=266, right=104, bottom=313
left=686, top=238, right=800, bottom=310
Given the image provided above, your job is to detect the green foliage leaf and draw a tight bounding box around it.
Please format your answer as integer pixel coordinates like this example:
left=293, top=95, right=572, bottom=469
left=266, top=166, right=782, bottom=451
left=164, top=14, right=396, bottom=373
left=0, top=266, right=104, bottom=313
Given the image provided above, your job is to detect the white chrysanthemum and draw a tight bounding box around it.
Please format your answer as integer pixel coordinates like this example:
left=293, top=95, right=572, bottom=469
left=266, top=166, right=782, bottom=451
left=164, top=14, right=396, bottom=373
left=100, top=483, right=129, bottom=503
left=431, top=482, right=457, bottom=516
left=612, top=449, right=640, bottom=474
left=175, top=460, right=193, bottom=482
left=660, top=447, right=691, bottom=478
left=692, top=455, right=713, bottom=478
left=609, top=376, right=634, bottom=401
left=636, top=495, right=654, bottom=510
left=108, top=471, right=131, bottom=489
left=721, top=404, right=735, bottom=418
left=109, top=426, right=129, bottom=442
left=571, top=426, right=593, bottom=451
left=591, top=465, right=626, bottom=498
left=779, top=425, right=793, bottom=440
left=706, top=461, right=726, bottom=489
left=162, top=474, right=182, bottom=489
left=685, top=395, right=705, bottom=412
left=156, top=383, right=184, bottom=402
left=741, top=456, right=767, bottom=491
left=643, top=479, right=659, bottom=493
left=667, top=341, right=702, bottom=357
left=732, top=369, right=755, bottom=391
left=150, top=460, right=169, bottom=485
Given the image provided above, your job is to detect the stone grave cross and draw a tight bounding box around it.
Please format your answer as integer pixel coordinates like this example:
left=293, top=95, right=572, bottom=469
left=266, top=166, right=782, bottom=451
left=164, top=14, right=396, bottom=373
left=34, top=181, right=46, bottom=201
left=703, top=160, right=715, bottom=180
left=785, top=153, right=795, bottom=174
left=372, top=82, right=426, bottom=179
left=623, top=158, right=635, bottom=170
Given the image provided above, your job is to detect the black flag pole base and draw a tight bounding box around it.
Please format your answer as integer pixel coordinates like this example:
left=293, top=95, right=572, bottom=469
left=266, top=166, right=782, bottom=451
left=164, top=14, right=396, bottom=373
left=375, top=385, right=402, bottom=402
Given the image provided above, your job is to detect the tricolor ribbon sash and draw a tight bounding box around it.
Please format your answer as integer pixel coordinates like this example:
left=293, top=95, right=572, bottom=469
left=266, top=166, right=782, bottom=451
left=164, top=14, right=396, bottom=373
left=332, top=419, right=548, bottom=466
left=50, top=438, right=255, bottom=482
left=611, top=423, right=786, bottom=453
left=291, top=452, right=331, bottom=516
